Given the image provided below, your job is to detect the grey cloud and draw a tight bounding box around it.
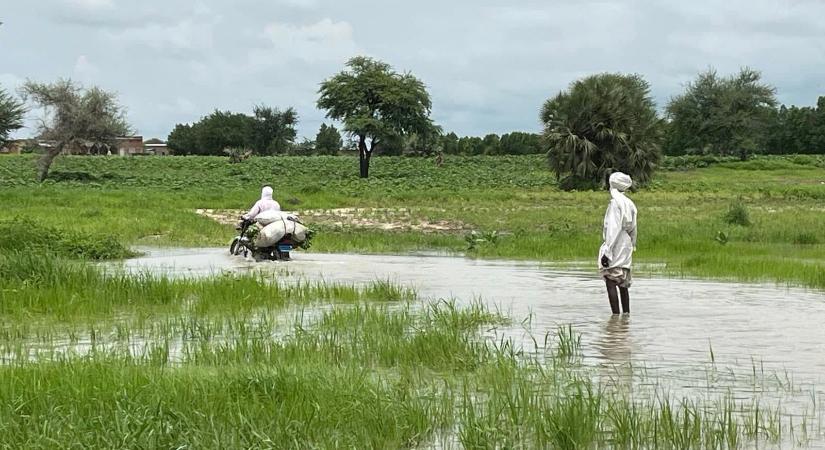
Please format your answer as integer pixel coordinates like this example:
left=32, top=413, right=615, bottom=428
left=3, top=0, right=824, bottom=140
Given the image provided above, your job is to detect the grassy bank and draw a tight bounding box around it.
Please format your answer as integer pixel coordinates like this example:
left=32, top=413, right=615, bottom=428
left=1, top=154, right=824, bottom=288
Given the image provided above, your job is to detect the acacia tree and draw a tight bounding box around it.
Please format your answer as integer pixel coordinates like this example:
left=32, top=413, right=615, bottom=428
left=317, top=56, right=435, bottom=178
left=542, top=73, right=662, bottom=189
left=665, top=68, right=776, bottom=159
left=22, top=79, right=130, bottom=181
left=0, top=87, right=25, bottom=147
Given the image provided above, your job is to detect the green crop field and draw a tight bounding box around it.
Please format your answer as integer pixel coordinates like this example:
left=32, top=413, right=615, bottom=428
left=2, top=154, right=824, bottom=288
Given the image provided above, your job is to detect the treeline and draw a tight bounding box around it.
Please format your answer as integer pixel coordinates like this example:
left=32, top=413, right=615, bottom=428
left=662, top=69, right=825, bottom=158
left=166, top=108, right=542, bottom=157
left=167, top=106, right=301, bottom=156
left=765, top=99, right=825, bottom=155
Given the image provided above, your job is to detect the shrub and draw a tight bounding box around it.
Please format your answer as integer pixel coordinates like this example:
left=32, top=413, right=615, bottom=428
left=0, top=218, right=133, bottom=260
left=723, top=199, right=751, bottom=226
left=793, top=232, right=819, bottom=245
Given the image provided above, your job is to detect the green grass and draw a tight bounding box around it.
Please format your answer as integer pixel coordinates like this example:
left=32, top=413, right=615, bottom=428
left=1, top=154, right=825, bottom=288
left=0, top=159, right=821, bottom=447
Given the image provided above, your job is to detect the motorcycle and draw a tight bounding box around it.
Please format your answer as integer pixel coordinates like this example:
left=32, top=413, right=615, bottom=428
left=230, top=217, right=295, bottom=261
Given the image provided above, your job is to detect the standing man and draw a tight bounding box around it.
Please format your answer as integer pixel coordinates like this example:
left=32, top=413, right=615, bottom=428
left=599, top=172, right=637, bottom=314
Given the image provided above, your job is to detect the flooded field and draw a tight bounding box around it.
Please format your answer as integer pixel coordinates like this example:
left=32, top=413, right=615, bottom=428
left=123, top=248, right=825, bottom=382
left=117, top=248, right=825, bottom=444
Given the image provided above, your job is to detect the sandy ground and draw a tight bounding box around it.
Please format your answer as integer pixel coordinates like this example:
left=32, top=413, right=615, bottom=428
left=196, top=207, right=467, bottom=233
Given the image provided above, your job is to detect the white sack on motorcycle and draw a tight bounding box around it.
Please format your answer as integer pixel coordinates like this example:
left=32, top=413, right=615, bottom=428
left=255, top=219, right=307, bottom=248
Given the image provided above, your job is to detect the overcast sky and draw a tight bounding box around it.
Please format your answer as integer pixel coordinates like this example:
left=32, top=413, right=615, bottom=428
left=2, top=0, right=824, bottom=140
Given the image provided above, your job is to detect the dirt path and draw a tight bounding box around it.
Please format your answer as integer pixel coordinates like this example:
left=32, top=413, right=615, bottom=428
left=195, top=207, right=468, bottom=233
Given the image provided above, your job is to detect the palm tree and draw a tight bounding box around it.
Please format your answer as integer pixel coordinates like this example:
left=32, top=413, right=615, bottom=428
left=542, top=73, right=662, bottom=190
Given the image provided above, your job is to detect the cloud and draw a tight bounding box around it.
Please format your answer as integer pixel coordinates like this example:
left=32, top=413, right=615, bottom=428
left=73, top=55, right=100, bottom=81
left=4, top=0, right=825, bottom=140
left=64, top=0, right=114, bottom=11
left=260, top=18, right=358, bottom=63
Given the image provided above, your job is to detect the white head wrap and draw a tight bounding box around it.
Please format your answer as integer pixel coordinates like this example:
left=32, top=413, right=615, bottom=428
left=609, top=172, right=632, bottom=192
left=261, top=186, right=273, bottom=200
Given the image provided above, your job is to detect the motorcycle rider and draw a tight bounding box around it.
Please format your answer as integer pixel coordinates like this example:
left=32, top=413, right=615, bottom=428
left=242, top=185, right=281, bottom=222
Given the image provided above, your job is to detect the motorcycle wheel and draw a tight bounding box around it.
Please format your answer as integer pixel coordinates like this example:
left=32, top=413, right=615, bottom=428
left=229, top=237, right=241, bottom=255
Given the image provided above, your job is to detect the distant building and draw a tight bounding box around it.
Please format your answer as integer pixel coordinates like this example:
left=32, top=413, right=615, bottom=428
left=144, top=143, right=170, bottom=156
left=0, top=139, right=27, bottom=154
left=57, top=136, right=145, bottom=156
left=115, top=136, right=144, bottom=156
left=10, top=136, right=170, bottom=156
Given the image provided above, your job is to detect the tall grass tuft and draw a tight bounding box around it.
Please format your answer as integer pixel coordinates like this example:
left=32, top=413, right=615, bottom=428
left=723, top=198, right=752, bottom=226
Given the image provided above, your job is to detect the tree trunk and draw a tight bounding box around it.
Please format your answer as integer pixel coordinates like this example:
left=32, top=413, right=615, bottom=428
left=358, top=135, right=371, bottom=178
left=37, top=142, right=65, bottom=182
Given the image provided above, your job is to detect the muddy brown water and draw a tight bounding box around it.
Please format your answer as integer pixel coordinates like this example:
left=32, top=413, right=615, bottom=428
left=120, top=247, right=825, bottom=443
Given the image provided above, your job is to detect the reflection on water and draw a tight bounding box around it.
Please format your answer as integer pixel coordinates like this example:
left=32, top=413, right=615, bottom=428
left=597, top=315, right=632, bottom=365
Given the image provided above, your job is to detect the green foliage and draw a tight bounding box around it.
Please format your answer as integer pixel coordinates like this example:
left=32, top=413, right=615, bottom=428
left=251, top=105, right=298, bottom=155
left=399, top=127, right=443, bottom=156
left=0, top=87, right=25, bottom=147
left=317, top=56, right=436, bottom=177
left=666, top=68, right=777, bottom=159
left=288, top=138, right=316, bottom=156
left=723, top=199, right=751, bottom=226
left=167, top=106, right=297, bottom=156
left=439, top=132, right=543, bottom=156
left=315, top=123, right=343, bottom=155
left=465, top=230, right=500, bottom=250
left=500, top=131, right=543, bottom=155
left=792, top=232, right=818, bottom=245
left=1, top=154, right=825, bottom=288
left=0, top=218, right=133, bottom=260
left=298, top=228, right=315, bottom=249
left=542, top=73, right=663, bottom=189
left=167, top=110, right=252, bottom=155
left=765, top=98, right=825, bottom=155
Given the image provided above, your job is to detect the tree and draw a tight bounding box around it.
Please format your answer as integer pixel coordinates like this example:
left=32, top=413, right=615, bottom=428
left=317, top=56, right=435, bottom=178
left=21, top=79, right=130, bottom=181
left=315, top=123, right=342, bottom=155
left=195, top=110, right=254, bottom=155
left=144, top=137, right=165, bottom=145
left=500, top=132, right=542, bottom=155
left=441, top=132, right=460, bottom=155
left=542, top=73, right=662, bottom=190
left=167, top=123, right=198, bottom=155
left=289, top=138, right=315, bottom=155
left=666, top=68, right=777, bottom=159
left=251, top=105, right=298, bottom=155
left=168, top=107, right=296, bottom=156
left=402, top=125, right=443, bottom=156
left=481, top=134, right=501, bottom=155
left=0, top=87, right=25, bottom=148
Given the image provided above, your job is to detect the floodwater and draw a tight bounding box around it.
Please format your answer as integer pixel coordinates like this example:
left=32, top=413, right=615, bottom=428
left=123, top=247, right=825, bottom=381
left=120, top=247, right=825, bottom=444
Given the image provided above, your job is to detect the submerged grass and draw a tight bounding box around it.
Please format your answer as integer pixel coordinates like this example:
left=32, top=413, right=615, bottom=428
left=0, top=252, right=414, bottom=319
left=0, top=254, right=817, bottom=448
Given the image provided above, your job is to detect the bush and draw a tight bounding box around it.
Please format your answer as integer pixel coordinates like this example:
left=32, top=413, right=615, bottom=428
left=558, top=175, right=600, bottom=191
left=723, top=199, right=751, bottom=226
left=0, top=218, right=134, bottom=260
left=793, top=232, right=819, bottom=245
